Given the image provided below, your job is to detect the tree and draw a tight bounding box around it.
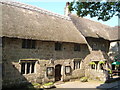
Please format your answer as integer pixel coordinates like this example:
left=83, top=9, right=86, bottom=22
left=69, top=0, right=120, bottom=21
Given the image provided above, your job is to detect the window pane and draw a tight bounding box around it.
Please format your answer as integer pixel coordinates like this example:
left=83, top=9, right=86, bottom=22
left=32, top=40, right=36, bottom=49
left=22, top=39, right=36, bottom=49
left=27, top=40, right=31, bottom=49
left=74, top=44, right=80, bottom=51
left=31, top=63, right=35, bottom=73
left=74, top=61, right=80, bottom=70
left=21, top=63, right=25, bottom=74
left=22, top=39, right=27, bottom=48
left=55, top=42, right=62, bottom=51
left=26, top=63, right=30, bottom=74
left=65, top=66, right=71, bottom=74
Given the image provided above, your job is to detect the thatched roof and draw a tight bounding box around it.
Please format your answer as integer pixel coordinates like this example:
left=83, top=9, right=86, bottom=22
left=70, top=15, right=112, bottom=40
left=85, top=51, right=108, bottom=62
left=1, top=1, right=86, bottom=44
left=108, top=26, right=120, bottom=41
left=90, top=51, right=108, bottom=60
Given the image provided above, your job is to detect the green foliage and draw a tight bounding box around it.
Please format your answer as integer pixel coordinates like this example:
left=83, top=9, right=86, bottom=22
left=99, top=61, right=105, bottom=64
left=69, top=0, right=120, bottom=21
left=108, top=69, right=112, bottom=74
left=32, top=83, right=41, bottom=86
left=80, top=77, right=88, bottom=82
left=43, top=82, right=54, bottom=86
left=95, top=77, right=100, bottom=80
left=89, top=61, right=95, bottom=65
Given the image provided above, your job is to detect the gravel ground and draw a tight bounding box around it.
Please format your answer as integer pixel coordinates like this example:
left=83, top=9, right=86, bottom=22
left=54, top=80, right=120, bottom=89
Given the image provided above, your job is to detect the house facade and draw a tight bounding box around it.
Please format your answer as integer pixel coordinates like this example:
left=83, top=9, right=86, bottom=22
left=1, top=1, right=90, bottom=88
left=1, top=1, right=118, bottom=88
left=70, top=15, right=112, bottom=81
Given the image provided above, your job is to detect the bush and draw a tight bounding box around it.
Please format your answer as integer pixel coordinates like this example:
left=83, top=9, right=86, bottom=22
left=108, top=69, right=112, bottom=74
left=31, top=83, right=41, bottom=88
left=99, top=61, right=105, bottom=64
left=43, top=82, right=54, bottom=86
left=89, top=61, right=95, bottom=65
left=42, top=82, right=55, bottom=89
left=80, top=77, right=88, bottom=82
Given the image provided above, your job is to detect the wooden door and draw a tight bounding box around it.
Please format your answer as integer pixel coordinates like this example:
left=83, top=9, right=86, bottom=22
left=55, top=64, right=61, bottom=81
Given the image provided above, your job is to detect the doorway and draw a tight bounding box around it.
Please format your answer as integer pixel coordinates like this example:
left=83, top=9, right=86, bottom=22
left=55, top=64, right=62, bottom=81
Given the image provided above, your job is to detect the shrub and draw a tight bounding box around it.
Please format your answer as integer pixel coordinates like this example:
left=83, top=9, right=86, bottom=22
left=43, top=82, right=55, bottom=89
left=80, top=77, right=88, bottom=82
left=108, top=69, right=112, bottom=74
left=43, top=82, right=54, bottom=86
left=95, top=77, right=100, bottom=80
left=89, top=61, right=95, bottom=65
left=99, top=61, right=105, bottom=64
left=31, top=83, right=41, bottom=88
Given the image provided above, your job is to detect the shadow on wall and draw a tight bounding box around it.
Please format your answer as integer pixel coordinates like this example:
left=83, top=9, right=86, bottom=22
left=2, top=62, right=36, bottom=89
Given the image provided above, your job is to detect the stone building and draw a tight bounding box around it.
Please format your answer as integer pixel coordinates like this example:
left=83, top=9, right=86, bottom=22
left=70, top=15, right=116, bottom=81
left=1, top=1, right=119, bottom=88
left=1, top=1, right=90, bottom=88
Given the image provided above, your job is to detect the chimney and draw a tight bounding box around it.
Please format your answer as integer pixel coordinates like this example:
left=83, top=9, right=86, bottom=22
left=64, top=2, right=71, bottom=16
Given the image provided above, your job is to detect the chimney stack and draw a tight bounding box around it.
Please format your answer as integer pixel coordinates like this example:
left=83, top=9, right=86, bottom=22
left=64, top=2, right=71, bottom=16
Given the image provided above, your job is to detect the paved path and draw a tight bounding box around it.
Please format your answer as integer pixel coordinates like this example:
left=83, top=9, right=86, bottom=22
left=54, top=80, right=120, bottom=89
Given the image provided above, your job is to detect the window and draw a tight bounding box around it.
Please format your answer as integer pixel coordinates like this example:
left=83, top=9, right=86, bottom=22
left=55, top=42, right=62, bottom=51
left=21, top=63, right=25, bottom=74
left=73, top=58, right=81, bottom=70
left=47, top=67, right=54, bottom=76
left=65, top=66, right=71, bottom=75
left=26, top=63, right=30, bottom=74
left=20, top=60, right=36, bottom=74
left=91, top=64, right=95, bottom=69
left=74, top=44, right=80, bottom=51
left=31, top=63, right=35, bottom=73
left=22, top=39, right=36, bottom=49
left=74, top=61, right=80, bottom=70
left=101, top=44, right=106, bottom=51
left=89, top=61, right=97, bottom=70
left=92, top=43, right=98, bottom=50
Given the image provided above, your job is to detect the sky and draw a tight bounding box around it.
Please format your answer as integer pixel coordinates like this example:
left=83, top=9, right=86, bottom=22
left=14, top=0, right=119, bottom=27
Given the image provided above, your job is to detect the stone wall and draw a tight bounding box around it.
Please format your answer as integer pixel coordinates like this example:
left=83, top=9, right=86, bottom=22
left=83, top=37, right=110, bottom=82
left=2, top=37, right=90, bottom=88
left=86, top=37, right=110, bottom=52
left=3, top=37, right=89, bottom=61
left=85, top=69, right=108, bottom=82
